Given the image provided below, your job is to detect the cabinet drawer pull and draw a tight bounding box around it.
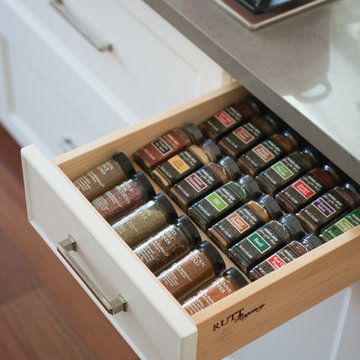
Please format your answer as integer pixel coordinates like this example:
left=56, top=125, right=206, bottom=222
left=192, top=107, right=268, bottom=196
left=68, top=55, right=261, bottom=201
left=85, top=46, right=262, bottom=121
left=49, top=0, right=113, bottom=52
left=57, top=236, right=127, bottom=314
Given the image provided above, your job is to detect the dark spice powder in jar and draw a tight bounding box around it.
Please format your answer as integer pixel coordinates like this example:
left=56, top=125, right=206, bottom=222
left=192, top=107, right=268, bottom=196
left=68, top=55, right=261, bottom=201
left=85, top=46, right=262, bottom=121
left=112, top=194, right=177, bottom=248
left=134, top=216, right=201, bottom=275
left=157, top=241, right=225, bottom=302
left=182, top=268, right=248, bottom=315
left=91, top=172, right=155, bottom=222
left=73, top=153, right=135, bottom=201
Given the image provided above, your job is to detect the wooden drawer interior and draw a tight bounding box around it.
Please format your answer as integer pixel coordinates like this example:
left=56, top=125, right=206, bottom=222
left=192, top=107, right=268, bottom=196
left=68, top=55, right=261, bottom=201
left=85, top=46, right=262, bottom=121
left=51, top=82, right=360, bottom=360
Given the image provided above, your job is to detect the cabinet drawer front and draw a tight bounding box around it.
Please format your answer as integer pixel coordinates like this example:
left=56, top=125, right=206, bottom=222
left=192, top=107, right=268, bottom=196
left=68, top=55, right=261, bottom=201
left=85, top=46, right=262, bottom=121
left=21, top=145, right=197, bottom=360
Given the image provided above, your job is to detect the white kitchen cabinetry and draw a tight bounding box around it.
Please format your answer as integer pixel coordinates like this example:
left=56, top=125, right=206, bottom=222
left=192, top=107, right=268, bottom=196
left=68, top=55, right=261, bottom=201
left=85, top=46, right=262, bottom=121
left=0, top=0, right=226, bottom=157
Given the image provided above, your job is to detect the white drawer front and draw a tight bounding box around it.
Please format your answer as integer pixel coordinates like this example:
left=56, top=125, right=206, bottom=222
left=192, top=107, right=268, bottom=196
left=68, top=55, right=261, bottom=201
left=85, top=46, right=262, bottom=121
left=21, top=144, right=197, bottom=360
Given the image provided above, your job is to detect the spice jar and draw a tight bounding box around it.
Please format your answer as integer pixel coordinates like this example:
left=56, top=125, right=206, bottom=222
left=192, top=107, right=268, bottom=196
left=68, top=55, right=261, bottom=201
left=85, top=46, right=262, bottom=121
left=170, top=157, right=241, bottom=211
left=199, top=97, right=262, bottom=141
left=157, top=241, right=225, bottom=302
left=296, top=182, right=360, bottom=234
left=209, top=195, right=283, bottom=252
left=228, top=214, right=305, bottom=274
left=275, top=163, right=341, bottom=213
left=133, top=216, right=201, bottom=275
left=182, top=268, right=248, bottom=315
left=73, top=153, right=135, bottom=201
left=112, top=194, right=177, bottom=248
left=255, top=146, right=324, bottom=196
left=237, top=129, right=301, bottom=177
left=187, top=175, right=261, bottom=231
left=134, top=123, right=204, bottom=172
left=151, top=139, right=222, bottom=189
left=320, top=207, right=360, bottom=241
left=248, top=234, right=324, bottom=281
left=218, top=113, right=279, bottom=158
left=91, top=172, right=155, bottom=222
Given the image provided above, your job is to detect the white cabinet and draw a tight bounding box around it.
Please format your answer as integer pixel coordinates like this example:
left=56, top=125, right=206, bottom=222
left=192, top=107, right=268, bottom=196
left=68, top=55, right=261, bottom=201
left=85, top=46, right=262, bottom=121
left=0, top=0, right=226, bottom=157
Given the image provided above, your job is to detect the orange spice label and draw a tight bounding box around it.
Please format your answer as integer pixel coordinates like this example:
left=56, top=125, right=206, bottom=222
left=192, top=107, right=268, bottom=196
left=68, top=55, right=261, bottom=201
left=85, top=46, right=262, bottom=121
left=227, top=213, right=250, bottom=233
left=252, top=144, right=275, bottom=162
left=169, top=155, right=190, bottom=174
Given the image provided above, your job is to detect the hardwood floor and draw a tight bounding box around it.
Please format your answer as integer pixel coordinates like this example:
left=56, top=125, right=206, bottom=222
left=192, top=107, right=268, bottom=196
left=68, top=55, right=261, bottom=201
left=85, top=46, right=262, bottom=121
left=0, top=125, right=139, bottom=360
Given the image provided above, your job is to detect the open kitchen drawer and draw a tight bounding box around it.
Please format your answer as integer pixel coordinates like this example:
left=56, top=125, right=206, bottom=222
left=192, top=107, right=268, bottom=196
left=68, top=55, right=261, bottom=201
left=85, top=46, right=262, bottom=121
left=21, top=82, right=360, bottom=360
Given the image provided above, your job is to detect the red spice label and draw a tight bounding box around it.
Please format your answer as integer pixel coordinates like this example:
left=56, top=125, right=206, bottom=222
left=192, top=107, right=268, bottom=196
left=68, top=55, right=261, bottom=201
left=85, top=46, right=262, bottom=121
left=214, top=111, right=236, bottom=127
left=227, top=213, right=250, bottom=233
left=185, top=174, right=207, bottom=192
left=252, top=144, right=275, bottom=162
left=267, top=254, right=286, bottom=269
left=234, top=127, right=254, bottom=144
left=292, top=180, right=315, bottom=199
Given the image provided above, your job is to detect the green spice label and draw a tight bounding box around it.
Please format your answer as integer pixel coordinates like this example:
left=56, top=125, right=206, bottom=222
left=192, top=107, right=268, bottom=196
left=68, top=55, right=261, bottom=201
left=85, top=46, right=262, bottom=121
left=248, top=232, right=271, bottom=253
left=206, top=193, right=228, bottom=212
left=337, top=218, right=354, bottom=232
left=272, top=161, right=294, bottom=180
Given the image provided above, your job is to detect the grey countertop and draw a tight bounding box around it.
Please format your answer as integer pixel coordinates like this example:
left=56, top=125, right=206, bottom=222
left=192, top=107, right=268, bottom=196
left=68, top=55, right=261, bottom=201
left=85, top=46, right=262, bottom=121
left=144, top=0, right=360, bottom=183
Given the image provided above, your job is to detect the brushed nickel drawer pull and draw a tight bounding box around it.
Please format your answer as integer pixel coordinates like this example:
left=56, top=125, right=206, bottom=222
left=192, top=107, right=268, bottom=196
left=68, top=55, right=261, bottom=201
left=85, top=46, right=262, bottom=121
left=57, top=236, right=127, bottom=314
left=49, top=0, right=113, bottom=52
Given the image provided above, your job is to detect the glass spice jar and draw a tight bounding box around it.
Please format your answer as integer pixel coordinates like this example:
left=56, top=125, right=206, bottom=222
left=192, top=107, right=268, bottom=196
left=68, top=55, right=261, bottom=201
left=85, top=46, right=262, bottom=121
left=157, top=241, right=225, bottom=302
left=275, top=163, right=341, bottom=213
left=248, top=234, right=324, bottom=281
left=255, top=145, right=324, bottom=196
left=209, top=195, right=283, bottom=252
left=187, top=175, right=261, bottom=231
left=133, top=216, right=201, bottom=275
left=112, top=194, right=177, bottom=248
left=134, top=123, right=204, bottom=172
left=182, top=267, right=248, bottom=315
left=169, top=157, right=241, bottom=211
left=237, top=129, right=301, bottom=177
left=319, top=207, right=360, bottom=241
left=218, top=113, right=279, bottom=159
left=91, top=172, right=155, bottom=222
left=228, top=214, right=305, bottom=274
left=296, top=182, right=360, bottom=234
left=72, top=153, right=135, bottom=201
left=151, top=139, right=222, bottom=189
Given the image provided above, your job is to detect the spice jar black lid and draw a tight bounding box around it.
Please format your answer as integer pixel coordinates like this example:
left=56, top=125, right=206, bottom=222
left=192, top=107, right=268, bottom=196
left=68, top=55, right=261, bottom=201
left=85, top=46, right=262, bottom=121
left=134, top=172, right=156, bottom=199
left=261, top=112, right=280, bottom=132
left=281, top=128, right=304, bottom=149
left=280, top=214, right=305, bottom=241
left=154, top=194, right=177, bottom=222
left=300, top=234, right=324, bottom=251
left=238, top=175, right=261, bottom=199
left=322, top=162, right=343, bottom=184
left=245, top=96, right=268, bottom=115
left=113, top=152, right=136, bottom=177
left=183, top=123, right=205, bottom=144
left=302, top=145, right=326, bottom=167
left=198, top=241, right=225, bottom=275
left=344, top=181, right=360, bottom=204
left=219, top=156, right=242, bottom=180
left=177, top=216, right=201, bottom=248
left=258, top=195, right=283, bottom=219
left=223, top=267, right=248, bottom=288
left=202, top=139, right=222, bottom=161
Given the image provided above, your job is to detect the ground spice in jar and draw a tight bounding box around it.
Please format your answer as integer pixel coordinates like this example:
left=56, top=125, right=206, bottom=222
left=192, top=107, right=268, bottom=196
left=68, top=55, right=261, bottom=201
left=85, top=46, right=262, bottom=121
left=112, top=194, right=177, bottom=248
left=320, top=207, right=360, bottom=241
left=296, top=182, right=360, bottom=234
left=187, top=175, right=261, bottom=231
left=169, top=157, right=241, bottom=210
left=248, top=234, right=324, bottom=281
left=91, top=172, right=155, bottom=222
left=218, top=113, right=279, bottom=158
left=182, top=268, right=248, bottom=315
left=157, top=241, right=225, bottom=302
left=134, top=123, right=204, bottom=172
left=151, top=139, right=222, bottom=189
left=133, top=216, right=201, bottom=275
left=209, top=195, right=283, bottom=252
left=255, top=146, right=324, bottom=196
left=228, top=214, right=305, bottom=274
left=275, top=164, right=341, bottom=213
left=73, top=153, right=135, bottom=201
left=237, top=129, right=301, bottom=177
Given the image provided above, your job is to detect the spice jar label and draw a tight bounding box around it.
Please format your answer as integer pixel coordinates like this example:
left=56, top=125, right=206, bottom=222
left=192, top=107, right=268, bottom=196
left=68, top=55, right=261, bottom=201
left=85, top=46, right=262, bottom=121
left=272, top=161, right=294, bottom=180
left=248, top=233, right=271, bottom=253
left=215, top=111, right=236, bottom=127
left=227, top=213, right=250, bottom=233
left=206, top=193, right=229, bottom=212
left=234, top=127, right=255, bottom=144
left=152, top=138, right=172, bottom=155
left=312, top=198, right=335, bottom=217
left=169, top=155, right=190, bottom=174
left=186, top=173, right=208, bottom=192
left=267, top=254, right=286, bottom=269
left=253, top=144, right=275, bottom=162
left=292, top=180, right=315, bottom=199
